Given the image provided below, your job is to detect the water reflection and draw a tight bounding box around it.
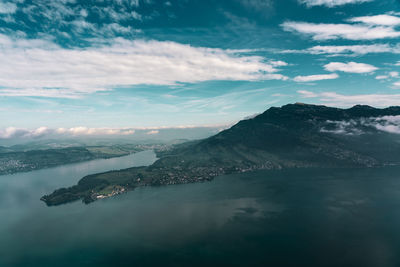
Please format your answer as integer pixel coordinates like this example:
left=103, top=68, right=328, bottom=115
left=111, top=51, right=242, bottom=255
left=1, top=153, right=400, bottom=266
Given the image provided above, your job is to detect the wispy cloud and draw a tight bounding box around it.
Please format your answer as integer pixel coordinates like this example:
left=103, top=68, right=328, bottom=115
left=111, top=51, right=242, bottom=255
left=298, top=90, right=400, bottom=107
left=320, top=120, right=362, bottom=135
left=324, top=62, right=377, bottom=73
left=281, top=14, right=400, bottom=40
left=146, top=130, right=159, bottom=135
left=321, top=116, right=400, bottom=135
left=298, top=0, right=373, bottom=7
left=178, top=88, right=277, bottom=113
left=237, top=0, right=274, bottom=11
left=56, top=127, right=136, bottom=136
left=0, top=35, right=287, bottom=98
left=14, top=0, right=145, bottom=41
left=294, top=73, right=339, bottom=82
left=0, top=125, right=226, bottom=140
left=0, top=2, right=17, bottom=14
left=370, top=116, right=400, bottom=134
left=0, top=126, right=135, bottom=139
left=283, top=44, right=400, bottom=56
left=348, top=14, right=400, bottom=26
left=376, top=72, right=400, bottom=81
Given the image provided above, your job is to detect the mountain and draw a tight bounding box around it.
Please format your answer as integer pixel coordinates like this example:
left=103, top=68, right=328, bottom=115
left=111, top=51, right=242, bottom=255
left=41, top=103, right=400, bottom=206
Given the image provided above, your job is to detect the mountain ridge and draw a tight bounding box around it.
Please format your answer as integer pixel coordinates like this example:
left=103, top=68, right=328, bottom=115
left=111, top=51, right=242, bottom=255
left=41, top=103, right=400, bottom=206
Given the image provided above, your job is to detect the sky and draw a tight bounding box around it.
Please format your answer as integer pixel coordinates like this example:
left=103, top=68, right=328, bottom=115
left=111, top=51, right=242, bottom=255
left=0, top=0, right=400, bottom=140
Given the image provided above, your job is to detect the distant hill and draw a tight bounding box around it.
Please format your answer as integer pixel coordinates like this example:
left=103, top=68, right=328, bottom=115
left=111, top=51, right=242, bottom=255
left=0, top=144, right=160, bottom=175
left=41, top=103, right=400, bottom=206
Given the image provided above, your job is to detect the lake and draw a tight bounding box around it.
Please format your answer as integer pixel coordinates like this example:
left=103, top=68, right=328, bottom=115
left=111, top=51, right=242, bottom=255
left=1, top=150, right=400, bottom=266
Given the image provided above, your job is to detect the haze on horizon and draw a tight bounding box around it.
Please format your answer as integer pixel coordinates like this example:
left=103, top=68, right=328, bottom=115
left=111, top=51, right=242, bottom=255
left=1, top=0, right=400, bottom=143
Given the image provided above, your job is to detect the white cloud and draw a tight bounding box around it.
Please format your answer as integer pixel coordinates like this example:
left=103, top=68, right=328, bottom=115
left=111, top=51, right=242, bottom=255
left=320, top=120, right=363, bottom=135
left=281, top=21, right=400, bottom=40
left=281, top=44, right=400, bottom=56
left=298, top=90, right=400, bottom=107
left=269, top=60, right=288, bottom=67
left=293, top=73, right=339, bottom=82
left=324, top=62, right=378, bottom=73
left=63, top=127, right=135, bottom=136
left=376, top=75, right=388, bottom=80
left=0, top=127, right=29, bottom=139
left=321, top=116, right=400, bottom=135
left=393, top=81, right=400, bottom=88
left=307, top=44, right=400, bottom=55
left=0, top=126, right=136, bottom=139
left=0, top=2, right=17, bottom=14
left=348, top=15, right=400, bottom=26
left=146, top=130, right=159, bottom=135
left=375, top=72, right=399, bottom=81
left=370, top=116, right=400, bottom=134
left=31, top=126, right=51, bottom=137
left=0, top=35, right=287, bottom=98
left=298, top=0, right=373, bottom=7
left=0, top=125, right=228, bottom=140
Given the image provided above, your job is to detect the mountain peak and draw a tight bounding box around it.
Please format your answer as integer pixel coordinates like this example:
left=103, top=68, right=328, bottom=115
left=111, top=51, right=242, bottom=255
left=349, top=104, right=374, bottom=110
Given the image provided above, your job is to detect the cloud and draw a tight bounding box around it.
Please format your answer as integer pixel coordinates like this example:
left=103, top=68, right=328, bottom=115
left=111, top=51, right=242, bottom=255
left=298, top=90, right=400, bottom=107
left=321, top=116, right=400, bottom=135
left=0, top=2, right=17, bottom=14
left=146, top=130, right=159, bottom=135
left=324, top=62, right=378, bottom=73
left=281, top=20, right=400, bottom=40
left=320, top=120, right=363, bottom=135
left=323, top=116, right=400, bottom=135
left=59, top=127, right=136, bottom=136
left=0, top=126, right=136, bottom=139
left=375, top=72, right=398, bottom=81
left=281, top=44, right=400, bottom=57
left=236, top=0, right=274, bottom=11
left=31, top=126, right=51, bottom=138
left=293, top=73, right=339, bottom=82
left=298, top=0, right=373, bottom=7
left=0, top=125, right=228, bottom=140
left=301, top=44, right=400, bottom=56
left=0, top=35, right=287, bottom=98
left=269, top=60, right=288, bottom=67
left=370, top=116, right=400, bottom=134
left=348, top=14, right=400, bottom=26
left=0, top=127, right=30, bottom=139
left=15, top=0, right=145, bottom=41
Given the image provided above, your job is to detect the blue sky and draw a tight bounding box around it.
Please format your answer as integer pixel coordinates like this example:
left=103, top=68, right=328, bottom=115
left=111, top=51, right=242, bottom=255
left=0, top=0, right=400, bottom=139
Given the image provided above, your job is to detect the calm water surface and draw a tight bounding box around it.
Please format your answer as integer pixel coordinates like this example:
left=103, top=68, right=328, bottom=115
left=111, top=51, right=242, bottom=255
left=1, top=150, right=400, bottom=266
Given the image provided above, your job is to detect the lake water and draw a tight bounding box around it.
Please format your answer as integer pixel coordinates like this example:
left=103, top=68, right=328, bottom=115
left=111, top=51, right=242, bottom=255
left=1, top=150, right=400, bottom=266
